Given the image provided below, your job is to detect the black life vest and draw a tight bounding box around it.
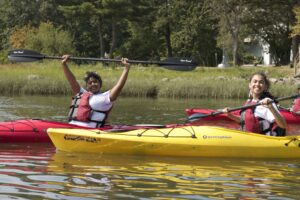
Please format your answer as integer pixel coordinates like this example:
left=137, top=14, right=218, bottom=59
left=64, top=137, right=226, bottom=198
left=68, top=92, right=111, bottom=127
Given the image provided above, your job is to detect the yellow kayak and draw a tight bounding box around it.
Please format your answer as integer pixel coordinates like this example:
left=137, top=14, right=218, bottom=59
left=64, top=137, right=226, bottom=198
left=47, top=126, right=300, bottom=158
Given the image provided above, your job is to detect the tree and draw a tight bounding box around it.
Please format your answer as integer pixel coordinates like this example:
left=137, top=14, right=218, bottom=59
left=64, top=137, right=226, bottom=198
left=0, top=0, right=39, bottom=51
left=38, top=0, right=65, bottom=26
left=119, top=1, right=162, bottom=59
left=291, top=0, right=300, bottom=67
left=209, top=0, right=249, bottom=66
left=169, top=0, right=218, bottom=66
left=0, top=0, right=67, bottom=57
left=59, top=0, right=143, bottom=58
left=0, top=0, right=225, bottom=66
left=245, top=0, right=294, bottom=66
left=153, top=0, right=174, bottom=57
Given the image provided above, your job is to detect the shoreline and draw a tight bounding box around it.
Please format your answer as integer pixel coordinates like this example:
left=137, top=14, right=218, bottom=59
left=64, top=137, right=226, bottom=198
left=0, top=62, right=298, bottom=99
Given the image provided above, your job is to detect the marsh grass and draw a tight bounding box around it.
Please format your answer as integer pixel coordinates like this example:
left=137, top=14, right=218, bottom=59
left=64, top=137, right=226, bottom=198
left=0, top=61, right=297, bottom=99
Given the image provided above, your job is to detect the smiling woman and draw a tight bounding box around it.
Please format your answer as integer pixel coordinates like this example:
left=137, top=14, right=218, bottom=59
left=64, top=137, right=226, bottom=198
left=61, top=55, right=131, bottom=128
left=84, top=71, right=102, bottom=94
left=223, top=72, right=287, bottom=136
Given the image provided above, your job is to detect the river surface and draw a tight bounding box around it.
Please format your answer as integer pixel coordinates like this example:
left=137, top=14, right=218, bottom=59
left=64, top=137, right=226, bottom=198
left=0, top=95, right=300, bottom=199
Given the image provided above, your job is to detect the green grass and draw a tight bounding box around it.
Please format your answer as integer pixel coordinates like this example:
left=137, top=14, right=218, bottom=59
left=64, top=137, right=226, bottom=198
left=0, top=61, right=297, bottom=99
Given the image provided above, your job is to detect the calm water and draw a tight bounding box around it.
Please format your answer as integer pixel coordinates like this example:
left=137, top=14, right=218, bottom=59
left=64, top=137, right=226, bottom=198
left=0, top=95, right=300, bottom=199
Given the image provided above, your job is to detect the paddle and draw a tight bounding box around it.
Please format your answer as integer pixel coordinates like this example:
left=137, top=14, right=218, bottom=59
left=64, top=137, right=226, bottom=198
left=8, top=49, right=197, bottom=71
left=187, top=94, right=300, bottom=122
left=278, top=105, right=290, bottom=111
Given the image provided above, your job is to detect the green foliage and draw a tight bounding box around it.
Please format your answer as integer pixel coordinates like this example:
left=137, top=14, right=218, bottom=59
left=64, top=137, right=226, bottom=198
left=242, top=54, right=256, bottom=65
left=0, top=49, right=10, bottom=63
left=58, top=1, right=103, bottom=57
left=0, top=0, right=300, bottom=67
left=119, top=1, right=162, bottom=59
left=292, top=6, right=300, bottom=37
left=9, top=25, right=34, bottom=48
left=210, top=0, right=251, bottom=66
left=245, top=1, right=294, bottom=66
left=23, top=22, right=75, bottom=55
left=169, top=1, right=218, bottom=66
left=0, top=0, right=41, bottom=28
left=6, top=22, right=75, bottom=61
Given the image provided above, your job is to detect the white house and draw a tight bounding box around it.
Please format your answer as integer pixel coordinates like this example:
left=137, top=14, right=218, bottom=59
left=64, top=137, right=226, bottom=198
left=243, top=37, right=273, bottom=66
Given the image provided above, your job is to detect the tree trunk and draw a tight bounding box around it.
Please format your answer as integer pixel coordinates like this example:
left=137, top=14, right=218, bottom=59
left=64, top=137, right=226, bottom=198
left=232, top=33, right=238, bottom=66
left=165, top=22, right=172, bottom=57
left=291, top=0, right=300, bottom=73
left=97, top=18, right=104, bottom=58
left=109, top=17, right=116, bottom=58
left=232, top=43, right=236, bottom=66
left=292, top=36, right=300, bottom=74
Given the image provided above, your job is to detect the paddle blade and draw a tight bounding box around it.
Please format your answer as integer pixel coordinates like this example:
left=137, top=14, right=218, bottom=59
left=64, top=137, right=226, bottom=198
left=160, top=58, right=197, bottom=71
left=187, top=113, right=208, bottom=122
left=8, top=49, right=44, bottom=62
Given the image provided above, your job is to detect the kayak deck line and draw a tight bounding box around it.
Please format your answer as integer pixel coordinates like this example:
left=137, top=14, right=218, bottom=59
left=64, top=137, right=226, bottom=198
left=83, top=125, right=198, bottom=138
left=0, top=119, right=93, bottom=143
left=0, top=119, right=41, bottom=133
left=284, top=137, right=300, bottom=147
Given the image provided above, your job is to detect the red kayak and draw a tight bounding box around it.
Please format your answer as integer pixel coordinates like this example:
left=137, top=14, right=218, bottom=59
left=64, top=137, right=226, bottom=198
left=0, top=119, right=173, bottom=143
left=186, top=108, right=300, bottom=123
left=0, top=119, right=89, bottom=143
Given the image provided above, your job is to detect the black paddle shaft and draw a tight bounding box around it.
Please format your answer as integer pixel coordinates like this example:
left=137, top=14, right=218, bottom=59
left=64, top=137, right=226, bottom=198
left=187, top=94, right=300, bottom=122
left=8, top=49, right=197, bottom=70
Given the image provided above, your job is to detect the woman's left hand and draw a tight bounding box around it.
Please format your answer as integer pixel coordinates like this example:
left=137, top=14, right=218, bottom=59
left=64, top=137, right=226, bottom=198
left=121, top=58, right=130, bottom=68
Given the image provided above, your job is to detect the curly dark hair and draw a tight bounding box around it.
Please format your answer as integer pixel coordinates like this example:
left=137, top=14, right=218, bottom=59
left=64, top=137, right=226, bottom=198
left=84, top=71, right=102, bottom=86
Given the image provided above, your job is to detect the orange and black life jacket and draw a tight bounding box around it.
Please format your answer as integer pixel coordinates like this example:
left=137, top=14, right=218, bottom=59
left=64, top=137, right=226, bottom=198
left=68, top=92, right=110, bottom=127
left=240, top=100, right=285, bottom=136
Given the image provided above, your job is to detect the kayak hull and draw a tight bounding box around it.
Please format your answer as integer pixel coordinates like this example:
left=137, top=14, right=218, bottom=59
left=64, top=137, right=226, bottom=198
left=47, top=126, right=300, bottom=158
left=0, top=119, right=90, bottom=143
left=0, top=119, right=173, bottom=143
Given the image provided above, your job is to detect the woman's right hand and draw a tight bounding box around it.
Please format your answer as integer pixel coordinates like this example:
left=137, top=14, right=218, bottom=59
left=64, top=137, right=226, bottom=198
left=222, top=107, right=230, bottom=115
left=222, top=107, right=241, bottom=123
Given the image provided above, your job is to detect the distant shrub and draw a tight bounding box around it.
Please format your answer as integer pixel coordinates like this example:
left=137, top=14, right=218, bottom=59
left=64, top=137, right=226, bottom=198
left=0, top=49, right=9, bottom=63
left=9, top=25, right=34, bottom=49
left=9, top=22, right=75, bottom=56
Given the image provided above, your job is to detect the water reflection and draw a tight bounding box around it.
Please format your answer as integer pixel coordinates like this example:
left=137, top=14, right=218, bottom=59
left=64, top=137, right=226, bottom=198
left=0, top=144, right=299, bottom=199
left=47, top=151, right=300, bottom=199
